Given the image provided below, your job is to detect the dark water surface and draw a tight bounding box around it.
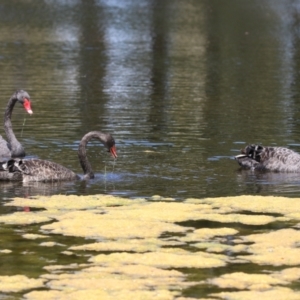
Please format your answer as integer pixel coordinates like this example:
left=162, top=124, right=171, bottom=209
left=1, top=0, right=300, bottom=200
left=1, top=0, right=300, bottom=297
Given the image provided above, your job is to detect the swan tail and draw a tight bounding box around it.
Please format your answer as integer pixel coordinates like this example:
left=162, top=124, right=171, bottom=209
left=0, top=159, right=29, bottom=174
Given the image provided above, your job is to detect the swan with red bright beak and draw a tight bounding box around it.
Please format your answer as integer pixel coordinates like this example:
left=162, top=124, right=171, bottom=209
left=110, top=144, right=117, bottom=158
left=22, top=97, right=33, bottom=115
left=0, top=90, right=33, bottom=159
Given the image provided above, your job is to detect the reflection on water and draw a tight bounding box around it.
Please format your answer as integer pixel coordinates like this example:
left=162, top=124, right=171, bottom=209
left=236, top=169, right=300, bottom=195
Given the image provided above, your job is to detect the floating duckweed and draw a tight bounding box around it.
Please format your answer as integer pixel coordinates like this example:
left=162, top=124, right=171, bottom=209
left=39, top=242, right=64, bottom=247
left=150, top=195, right=175, bottom=201
left=0, top=249, right=12, bottom=254
left=188, top=195, right=300, bottom=219
left=43, top=264, right=81, bottom=272
left=69, top=238, right=182, bottom=253
left=25, top=289, right=178, bottom=300
left=208, top=272, right=285, bottom=290
left=238, top=228, right=300, bottom=266
left=0, top=212, right=51, bottom=225
left=0, top=275, right=45, bottom=292
left=186, top=213, right=275, bottom=225
left=194, top=242, right=247, bottom=253
left=41, top=211, right=189, bottom=240
left=273, top=267, right=300, bottom=281
left=90, top=250, right=227, bottom=269
left=82, top=264, right=184, bottom=278
left=210, top=287, right=300, bottom=300
left=61, top=251, right=74, bottom=256
left=4, top=194, right=300, bottom=299
left=9, top=195, right=143, bottom=211
left=22, top=234, right=48, bottom=240
left=24, top=262, right=193, bottom=300
left=182, top=227, right=238, bottom=242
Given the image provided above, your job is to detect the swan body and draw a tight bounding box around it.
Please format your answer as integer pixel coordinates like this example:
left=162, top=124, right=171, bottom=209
left=235, top=144, right=300, bottom=172
left=0, top=158, right=78, bottom=182
left=0, top=90, right=33, bottom=159
left=0, top=131, right=117, bottom=182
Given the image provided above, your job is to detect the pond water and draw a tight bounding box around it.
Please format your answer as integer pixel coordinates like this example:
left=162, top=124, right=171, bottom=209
left=1, top=0, right=300, bottom=200
left=1, top=0, right=300, bottom=298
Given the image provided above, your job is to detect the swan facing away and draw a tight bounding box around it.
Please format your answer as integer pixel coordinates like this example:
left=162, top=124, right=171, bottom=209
left=235, top=144, right=300, bottom=172
left=0, top=90, right=33, bottom=159
left=0, top=131, right=117, bottom=182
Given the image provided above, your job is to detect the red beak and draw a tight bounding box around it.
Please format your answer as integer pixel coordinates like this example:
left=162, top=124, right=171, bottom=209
left=110, top=145, right=117, bottom=158
left=23, top=98, right=33, bottom=115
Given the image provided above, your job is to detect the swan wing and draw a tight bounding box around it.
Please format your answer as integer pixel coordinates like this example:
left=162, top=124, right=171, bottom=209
left=2, top=159, right=78, bottom=181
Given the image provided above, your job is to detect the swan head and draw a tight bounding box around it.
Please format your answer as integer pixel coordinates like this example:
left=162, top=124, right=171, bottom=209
left=105, top=135, right=117, bottom=158
left=110, top=145, right=117, bottom=158
left=16, top=90, right=33, bottom=115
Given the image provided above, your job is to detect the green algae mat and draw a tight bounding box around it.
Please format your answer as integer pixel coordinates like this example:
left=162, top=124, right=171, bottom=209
left=1, top=194, right=300, bottom=299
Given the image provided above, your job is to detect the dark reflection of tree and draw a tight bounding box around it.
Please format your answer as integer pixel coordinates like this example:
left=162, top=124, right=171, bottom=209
left=288, top=2, right=300, bottom=138
left=148, top=0, right=170, bottom=137
left=77, top=0, right=106, bottom=131
left=202, top=0, right=287, bottom=144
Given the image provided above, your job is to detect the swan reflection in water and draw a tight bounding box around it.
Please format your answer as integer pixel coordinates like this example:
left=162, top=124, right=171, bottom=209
left=0, top=171, right=119, bottom=214
left=0, top=180, right=74, bottom=198
left=236, top=168, right=300, bottom=196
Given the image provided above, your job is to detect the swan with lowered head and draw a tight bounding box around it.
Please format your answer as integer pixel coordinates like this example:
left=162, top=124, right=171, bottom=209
left=235, top=144, right=300, bottom=172
left=0, top=131, right=117, bottom=181
left=0, top=90, right=33, bottom=159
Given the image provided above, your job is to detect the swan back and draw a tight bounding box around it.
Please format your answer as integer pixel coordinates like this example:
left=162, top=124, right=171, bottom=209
left=1, top=158, right=79, bottom=182
left=235, top=144, right=300, bottom=172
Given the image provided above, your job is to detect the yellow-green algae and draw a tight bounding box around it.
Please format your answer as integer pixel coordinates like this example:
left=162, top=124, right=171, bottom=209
left=25, top=264, right=189, bottom=300
left=3, top=194, right=300, bottom=299
left=210, top=287, right=300, bottom=300
left=39, top=241, right=65, bottom=247
left=25, top=289, right=177, bottom=300
left=0, top=275, right=45, bottom=292
left=0, top=249, right=12, bottom=254
left=90, top=248, right=227, bottom=269
left=43, top=263, right=81, bottom=272
left=61, top=251, right=74, bottom=256
left=22, top=233, right=49, bottom=240
left=10, top=194, right=144, bottom=210
left=237, top=228, right=300, bottom=265
left=187, top=195, right=300, bottom=219
left=0, top=211, right=51, bottom=225
left=182, top=227, right=238, bottom=241
left=194, top=242, right=247, bottom=253
left=40, top=210, right=190, bottom=240
left=150, top=195, right=176, bottom=201
left=70, top=237, right=183, bottom=252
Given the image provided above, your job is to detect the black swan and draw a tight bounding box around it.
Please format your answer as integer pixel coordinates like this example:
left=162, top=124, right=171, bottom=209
left=0, top=90, right=33, bottom=159
left=0, top=131, right=117, bottom=181
left=235, top=144, right=300, bottom=172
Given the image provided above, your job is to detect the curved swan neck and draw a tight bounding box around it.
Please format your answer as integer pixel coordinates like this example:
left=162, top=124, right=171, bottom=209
left=4, top=93, right=25, bottom=157
left=78, top=131, right=112, bottom=179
